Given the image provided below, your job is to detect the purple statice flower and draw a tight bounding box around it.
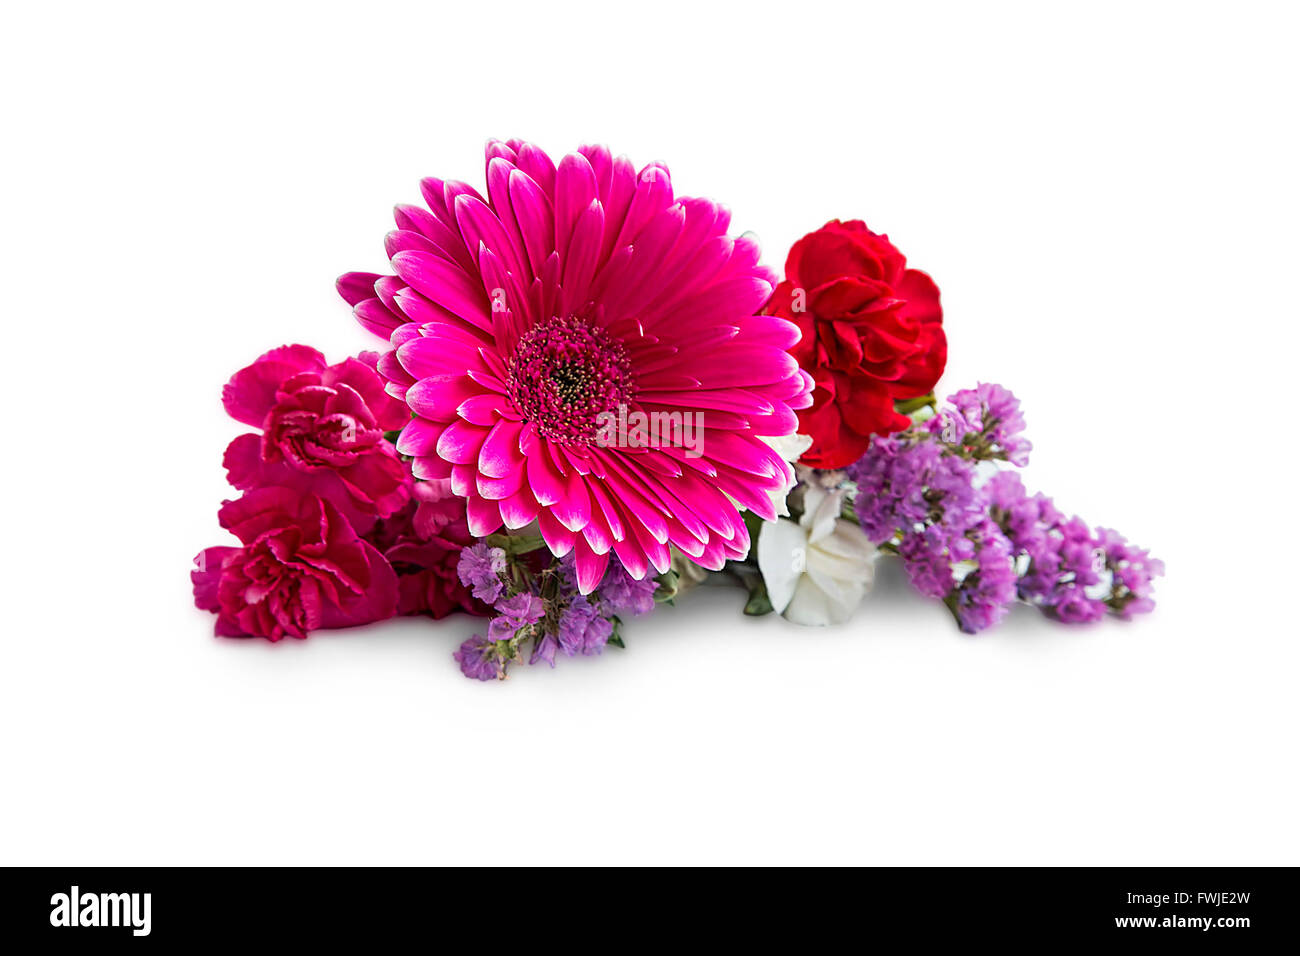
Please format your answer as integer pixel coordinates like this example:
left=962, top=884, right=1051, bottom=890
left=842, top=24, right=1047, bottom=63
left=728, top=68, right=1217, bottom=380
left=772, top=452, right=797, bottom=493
left=487, top=592, right=545, bottom=642
left=557, top=594, right=614, bottom=656
left=848, top=435, right=948, bottom=543
left=899, top=526, right=956, bottom=599
left=985, top=472, right=1066, bottom=601
left=529, top=632, right=559, bottom=668
left=934, top=382, right=1032, bottom=466
left=453, top=633, right=503, bottom=681
left=457, top=542, right=507, bottom=604
left=982, top=470, right=1025, bottom=511
left=984, top=472, right=1049, bottom=548
left=987, top=480, right=1102, bottom=620
left=848, top=381, right=1159, bottom=635
left=949, top=520, right=1019, bottom=634
left=851, top=426, right=984, bottom=607
left=1052, top=587, right=1108, bottom=624
left=1057, top=516, right=1104, bottom=589
left=1095, top=527, right=1165, bottom=618
left=927, top=453, right=984, bottom=532
left=598, top=559, right=658, bottom=616
left=984, top=472, right=1161, bottom=624
left=544, top=551, right=645, bottom=658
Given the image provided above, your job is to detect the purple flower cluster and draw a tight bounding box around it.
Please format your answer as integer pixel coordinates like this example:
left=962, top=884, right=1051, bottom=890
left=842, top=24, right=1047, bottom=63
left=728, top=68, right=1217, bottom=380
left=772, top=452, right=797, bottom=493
left=985, top=472, right=1164, bottom=622
left=947, top=518, right=1018, bottom=634
left=457, top=542, right=507, bottom=604
left=851, top=431, right=989, bottom=623
left=452, top=545, right=658, bottom=681
left=931, top=382, right=1032, bottom=466
left=847, top=383, right=1161, bottom=633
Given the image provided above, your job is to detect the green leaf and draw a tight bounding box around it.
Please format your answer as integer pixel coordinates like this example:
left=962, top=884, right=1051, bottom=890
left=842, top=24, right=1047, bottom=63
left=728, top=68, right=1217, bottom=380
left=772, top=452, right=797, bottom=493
left=653, top=568, right=680, bottom=604
left=484, top=533, right=549, bottom=556
left=894, top=392, right=936, bottom=416
left=742, top=575, right=774, bottom=616
left=607, top=616, right=626, bottom=648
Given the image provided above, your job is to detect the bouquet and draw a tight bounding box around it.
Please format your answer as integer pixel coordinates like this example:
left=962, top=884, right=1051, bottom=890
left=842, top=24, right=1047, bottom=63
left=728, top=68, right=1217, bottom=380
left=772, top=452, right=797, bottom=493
left=191, top=139, right=1162, bottom=680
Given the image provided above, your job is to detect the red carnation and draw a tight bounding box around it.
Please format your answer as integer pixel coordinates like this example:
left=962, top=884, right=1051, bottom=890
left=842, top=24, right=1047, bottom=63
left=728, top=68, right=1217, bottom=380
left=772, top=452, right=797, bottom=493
left=765, top=220, right=946, bottom=468
left=192, top=488, right=399, bottom=641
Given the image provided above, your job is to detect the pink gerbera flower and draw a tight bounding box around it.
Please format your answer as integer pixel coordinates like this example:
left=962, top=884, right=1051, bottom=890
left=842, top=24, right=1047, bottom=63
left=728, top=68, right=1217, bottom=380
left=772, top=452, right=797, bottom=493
left=338, top=139, right=813, bottom=591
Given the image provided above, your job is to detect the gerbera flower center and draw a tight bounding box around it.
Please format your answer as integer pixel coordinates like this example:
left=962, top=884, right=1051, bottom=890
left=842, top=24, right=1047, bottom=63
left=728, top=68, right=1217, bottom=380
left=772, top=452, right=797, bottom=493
left=506, top=315, right=634, bottom=443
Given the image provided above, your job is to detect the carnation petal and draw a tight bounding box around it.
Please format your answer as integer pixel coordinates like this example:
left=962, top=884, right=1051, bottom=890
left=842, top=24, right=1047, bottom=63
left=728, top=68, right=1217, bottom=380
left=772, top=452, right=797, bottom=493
left=222, top=345, right=326, bottom=427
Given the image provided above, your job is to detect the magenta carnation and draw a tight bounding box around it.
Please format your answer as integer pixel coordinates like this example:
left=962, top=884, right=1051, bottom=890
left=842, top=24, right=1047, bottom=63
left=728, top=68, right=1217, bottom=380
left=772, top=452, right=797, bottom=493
left=222, top=345, right=412, bottom=533
left=338, top=139, right=813, bottom=591
left=192, top=487, right=399, bottom=640
left=363, top=481, right=486, bottom=619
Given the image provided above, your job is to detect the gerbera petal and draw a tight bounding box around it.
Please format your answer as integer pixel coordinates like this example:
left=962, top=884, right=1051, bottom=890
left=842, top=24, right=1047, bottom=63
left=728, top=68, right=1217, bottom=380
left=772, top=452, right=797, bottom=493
left=499, top=488, right=541, bottom=529
left=538, top=510, right=577, bottom=557
left=436, top=419, right=490, bottom=465
left=551, top=469, right=592, bottom=532
left=610, top=536, right=649, bottom=579
left=397, top=335, right=486, bottom=380
left=509, top=169, right=555, bottom=277
left=478, top=419, right=524, bottom=479
left=558, top=199, right=604, bottom=318
left=465, top=494, right=503, bottom=537
left=527, top=445, right=567, bottom=506
left=395, top=417, right=443, bottom=457
left=384, top=228, right=443, bottom=260
left=515, top=142, right=556, bottom=199
left=455, top=192, right=528, bottom=287
left=390, top=250, right=491, bottom=328
left=394, top=204, right=476, bottom=272
left=476, top=465, right=525, bottom=501
left=353, top=297, right=405, bottom=338
left=456, top=393, right=512, bottom=427
left=571, top=538, right=610, bottom=594
left=405, top=374, right=485, bottom=422
left=554, top=152, right=598, bottom=265
left=614, top=162, right=673, bottom=248
left=336, top=271, right=381, bottom=307
left=411, top=453, right=453, bottom=481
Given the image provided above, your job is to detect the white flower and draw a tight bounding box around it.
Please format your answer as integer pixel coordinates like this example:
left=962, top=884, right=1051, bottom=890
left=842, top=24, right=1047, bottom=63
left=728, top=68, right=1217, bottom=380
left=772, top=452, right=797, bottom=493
left=756, top=484, right=877, bottom=626
left=759, top=433, right=813, bottom=517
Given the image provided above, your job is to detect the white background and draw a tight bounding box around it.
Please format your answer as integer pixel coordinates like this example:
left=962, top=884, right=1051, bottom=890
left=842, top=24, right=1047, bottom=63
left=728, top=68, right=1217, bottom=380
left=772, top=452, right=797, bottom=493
left=2, top=1, right=1297, bottom=865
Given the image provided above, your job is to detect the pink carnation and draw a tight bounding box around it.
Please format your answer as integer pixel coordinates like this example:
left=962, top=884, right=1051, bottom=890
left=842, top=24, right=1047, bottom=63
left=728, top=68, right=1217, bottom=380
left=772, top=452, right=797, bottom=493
left=192, top=487, right=399, bottom=641
left=339, top=139, right=813, bottom=591
left=363, top=481, right=486, bottom=619
left=222, top=345, right=412, bottom=533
